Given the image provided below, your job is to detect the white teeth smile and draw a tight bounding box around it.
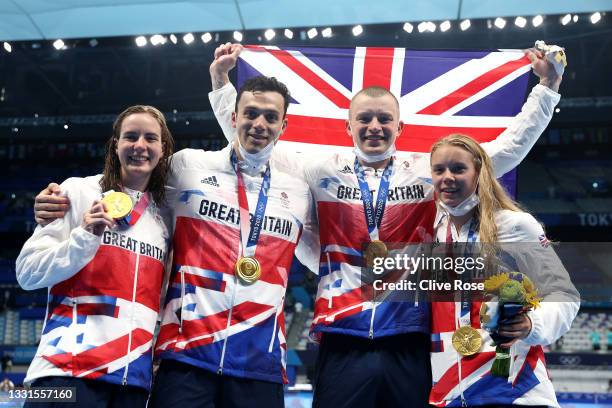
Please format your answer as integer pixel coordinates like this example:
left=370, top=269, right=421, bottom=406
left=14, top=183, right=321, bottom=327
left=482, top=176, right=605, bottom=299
left=130, top=156, right=148, bottom=162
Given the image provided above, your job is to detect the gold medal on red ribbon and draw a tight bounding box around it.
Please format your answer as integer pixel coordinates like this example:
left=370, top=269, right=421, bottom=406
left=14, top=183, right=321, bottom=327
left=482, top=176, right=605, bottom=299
left=364, top=240, right=388, bottom=267
left=451, top=326, right=483, bottom=356
left=235, top=256, right=261, bottom=285
left=101, top=191, right=133, bottom=220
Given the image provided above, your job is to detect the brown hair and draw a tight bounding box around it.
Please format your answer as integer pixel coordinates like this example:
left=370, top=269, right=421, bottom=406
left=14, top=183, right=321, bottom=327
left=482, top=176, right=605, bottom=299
left=235, top=76, right=291, bottom=117
left=430, top=134, right=523, bottom=260
left=350, top=86, right=399, bottom=113
left=100, top=105, right=174, bottom=205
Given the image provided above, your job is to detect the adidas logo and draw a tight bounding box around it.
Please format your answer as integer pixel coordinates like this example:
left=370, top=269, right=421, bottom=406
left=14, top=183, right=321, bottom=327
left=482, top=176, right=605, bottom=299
left=339, top=165, right=353, bottom=174
left=201, top=176, right=219, bottom=187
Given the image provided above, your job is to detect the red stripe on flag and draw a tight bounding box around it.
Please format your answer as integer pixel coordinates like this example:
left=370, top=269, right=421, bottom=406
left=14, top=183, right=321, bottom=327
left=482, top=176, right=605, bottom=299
left=264, top=48, right=351, bottom=109
left=156, top=302, right=273, bottom=354
left=400, top=124, right=505, bottom=151
left=282, top=115, right=352, bottom=146
left=184, top=272, right=226, bottom=293
left=282, top=115, right=505, bottom=152
left=313, top=287, right=365, bottom=324
left=77, top=303, right=120, bottom=318
left=49, top=304, right=73, bottom=319
left=174, top=301, right=274, bottom=351
left=417, top=56, right=530, bottom=115
left=513, top=345, right=545, bottom=387
left=44, top=328, right=152, bottom=376
left=363, top=47, right=395, bottom=89
left=430, top=351, right=496, bottom=402
left=326, top=251, right=363, bottom=266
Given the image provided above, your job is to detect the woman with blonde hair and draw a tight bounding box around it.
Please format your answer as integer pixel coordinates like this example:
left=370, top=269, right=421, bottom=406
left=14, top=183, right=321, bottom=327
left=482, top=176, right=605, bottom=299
left=428, top=134, right=579, bottom=407
left=16, top=105, right=174, bottom=407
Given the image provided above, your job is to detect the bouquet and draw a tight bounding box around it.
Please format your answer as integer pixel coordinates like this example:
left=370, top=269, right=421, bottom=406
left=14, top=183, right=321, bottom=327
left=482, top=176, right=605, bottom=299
left=479, top=272, right=541, bottom=377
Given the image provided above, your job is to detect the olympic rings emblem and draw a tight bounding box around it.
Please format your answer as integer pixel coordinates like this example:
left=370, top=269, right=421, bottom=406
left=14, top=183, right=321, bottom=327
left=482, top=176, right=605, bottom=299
left=558, top=355, right=582, bottom=365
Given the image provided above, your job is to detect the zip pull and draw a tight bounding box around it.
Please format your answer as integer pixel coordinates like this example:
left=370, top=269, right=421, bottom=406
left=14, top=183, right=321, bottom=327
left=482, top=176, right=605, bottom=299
left=461, top=398, right=467, bottom=407
left=217, top=368, right=223, bottom=376
left=122, top=377, right=128, bottom=386
left=368, top=329, right=374, bottom=339
left=179, top=267, right=186, bottom=334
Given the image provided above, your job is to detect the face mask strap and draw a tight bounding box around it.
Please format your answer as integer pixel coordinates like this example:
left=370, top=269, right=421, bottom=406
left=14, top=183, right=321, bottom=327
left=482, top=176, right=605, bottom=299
left=353, top=144, right=397, bottom=164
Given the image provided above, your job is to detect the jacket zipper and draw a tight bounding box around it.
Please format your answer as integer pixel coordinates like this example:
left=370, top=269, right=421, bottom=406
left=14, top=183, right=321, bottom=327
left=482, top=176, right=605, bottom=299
left=456, top=312, right=466, bottom=406
left=218, top=276, right=238, bottom=375
left=326, top=253, right=333, bottom=309
left=122, top=252, right=140, bottom=385
left=179, top=267, right=185, bottom=334
left=268, top=296, right=284, bottom=352
left=369, top=300, right=377, bottom=339
left=72, top=298, right=77, bottom=376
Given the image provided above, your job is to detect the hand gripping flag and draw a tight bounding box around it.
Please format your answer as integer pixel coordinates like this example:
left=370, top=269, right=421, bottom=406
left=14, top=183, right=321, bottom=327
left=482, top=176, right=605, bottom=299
left=236, top=45, right=534, bottom=195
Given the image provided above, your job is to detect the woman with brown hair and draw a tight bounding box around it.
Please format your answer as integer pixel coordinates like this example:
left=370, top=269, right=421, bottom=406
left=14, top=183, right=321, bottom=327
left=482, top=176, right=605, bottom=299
left=16, top=105, right=174, bottom=407
left=428, top=134, right=579, bottom=407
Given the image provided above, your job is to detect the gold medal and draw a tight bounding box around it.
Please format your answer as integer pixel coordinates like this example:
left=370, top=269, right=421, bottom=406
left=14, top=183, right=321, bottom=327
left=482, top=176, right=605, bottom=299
left=235, top=256, right=261, bottom=285
left=364, top=240, right=388, bottom=267
left=452, top=326, right=483, bottom=356
left=101, top=191, right=133, bottom=220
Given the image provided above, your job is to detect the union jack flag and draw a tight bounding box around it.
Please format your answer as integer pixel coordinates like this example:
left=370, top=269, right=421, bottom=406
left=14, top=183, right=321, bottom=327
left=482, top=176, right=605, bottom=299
left=237, top=45, right=532, bottom=153
left=237, top=46, right=533, bottom=195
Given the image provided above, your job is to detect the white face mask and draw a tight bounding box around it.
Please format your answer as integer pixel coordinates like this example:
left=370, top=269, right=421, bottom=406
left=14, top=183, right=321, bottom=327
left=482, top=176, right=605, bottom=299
left=438, top=189, right=480, bottom=217
left=235, top=138, right=275, bottom=172
left=353, top=144, right=397, bottom=164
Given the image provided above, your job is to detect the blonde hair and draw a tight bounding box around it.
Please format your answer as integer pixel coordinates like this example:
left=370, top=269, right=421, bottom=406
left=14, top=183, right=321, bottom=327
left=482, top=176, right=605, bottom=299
left=430, top=134, right=522, bottom=251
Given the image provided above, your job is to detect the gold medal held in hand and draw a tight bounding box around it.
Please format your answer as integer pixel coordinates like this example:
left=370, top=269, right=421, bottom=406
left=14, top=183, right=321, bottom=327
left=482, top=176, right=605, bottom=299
left=364, top=240, right=388, bottom=267
left=101, top=191, right=133, bottom=220
left=235, top=256, right=261, bottom=285
left=452, top=326, right=483, bottom=356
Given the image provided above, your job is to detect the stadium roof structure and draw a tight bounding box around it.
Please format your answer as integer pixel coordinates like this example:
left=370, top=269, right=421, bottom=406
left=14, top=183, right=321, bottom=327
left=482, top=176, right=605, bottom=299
left=1, top=0, right=611, bottom=41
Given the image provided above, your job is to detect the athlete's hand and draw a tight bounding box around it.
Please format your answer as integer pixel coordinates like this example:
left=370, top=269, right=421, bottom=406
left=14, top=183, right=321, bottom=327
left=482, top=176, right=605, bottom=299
left=497, top=313, right=532, bottom=348
left=82, top=200, right=115, bottom=236
left=34, top=183, right=70, bottom=226
left=525, top=47, right=562, bottom=92
left=210, top=42, right=244, bottom=90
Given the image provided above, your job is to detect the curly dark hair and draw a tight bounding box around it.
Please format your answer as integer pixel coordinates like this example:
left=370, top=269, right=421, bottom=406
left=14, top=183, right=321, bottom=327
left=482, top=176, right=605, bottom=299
left=100, top=105, right=174, bottom=206
left=235, top=76, right=291, bottom=116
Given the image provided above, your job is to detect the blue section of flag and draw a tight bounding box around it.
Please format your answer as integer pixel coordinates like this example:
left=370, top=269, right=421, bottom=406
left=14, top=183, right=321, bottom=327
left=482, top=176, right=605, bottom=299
left=318, top=177, right=340, bottom=190
left=431, top=333, right=444, bottom=352
left=318, top=262, right=344, bottom=277
left=323, top=279, right=343, bottom=290
left=455, top=72, right=530, bottom=117
left=43, top=316, right=71, bottom=334
left=402, top=50, right=490, bottom=96
left=179, top=189, right=205, bottom=204
left=237, top=59, right=264, bottom=89
left=447, top=360, right=540, bottom=407
left=284, top=46, right=356, bottom=91
left=48, top=336, right=62, bottom=347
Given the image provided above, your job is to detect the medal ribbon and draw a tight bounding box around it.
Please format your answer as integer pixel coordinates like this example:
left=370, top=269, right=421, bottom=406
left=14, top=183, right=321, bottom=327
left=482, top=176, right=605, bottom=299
left=116, top=191, right=150, bottom=227
left=448, top=219, right=478, bottom=329
left=231, top=149, right=272, bottom=258
left=353, top=157, right=394, bottom=242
